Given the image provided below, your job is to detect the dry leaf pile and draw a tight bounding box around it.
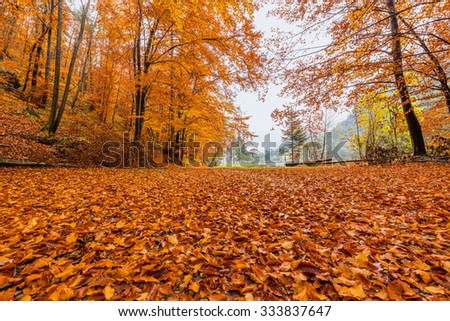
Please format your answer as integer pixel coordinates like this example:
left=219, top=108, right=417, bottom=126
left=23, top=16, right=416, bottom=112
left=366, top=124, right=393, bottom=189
left=0, top=164, right=449, bottom=301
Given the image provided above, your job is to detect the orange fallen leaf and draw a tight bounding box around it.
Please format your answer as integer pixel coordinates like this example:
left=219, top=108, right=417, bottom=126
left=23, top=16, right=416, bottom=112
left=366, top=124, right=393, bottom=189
left=168, top=235, right=178, bottom=245
left=49, top=284, right=74, bottom=301
left=425, top=286, right=445, bottom=295
left=189, top=282, right=200, bottom=293
left=281, top=242, right=293, bottom=250
left=104, top=285, right=115, bottom=300
left=66, top=233, right=78, bottom=244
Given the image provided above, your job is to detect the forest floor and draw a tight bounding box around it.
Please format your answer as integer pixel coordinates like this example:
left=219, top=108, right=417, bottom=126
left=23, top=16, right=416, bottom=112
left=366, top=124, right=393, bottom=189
left=0, top=164, right=449, bottom=301
left=0, top=89, right=122, bottom=166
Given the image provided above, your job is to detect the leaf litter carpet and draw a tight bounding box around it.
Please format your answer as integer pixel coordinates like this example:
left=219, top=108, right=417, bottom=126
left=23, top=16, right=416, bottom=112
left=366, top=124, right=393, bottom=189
left=0, top=164, right=449, bottom=300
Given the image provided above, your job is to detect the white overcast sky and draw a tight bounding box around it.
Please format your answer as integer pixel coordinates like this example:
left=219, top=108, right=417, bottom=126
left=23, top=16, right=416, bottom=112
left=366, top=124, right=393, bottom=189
left=236, top=5, right=342, bottom=147
left=236, top=6, right=288, bottom=146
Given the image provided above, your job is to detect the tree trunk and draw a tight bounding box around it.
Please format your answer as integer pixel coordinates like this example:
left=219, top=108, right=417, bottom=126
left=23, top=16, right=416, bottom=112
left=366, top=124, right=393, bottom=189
left=387, top=0, right=426, bottom=156
left=133, top=1, right=144, bottom=142
left=70, top=32, right=92, bottom=110
left=52, top=0, right=91, bottom=133
left=41, top=0, right=54, bottom=108
left=23, top=28, right=47, bottom=93
left=112, top=73, right=122, bottom=124
left=42, top=0, right=63, bottom=136
left=31, top=32, right=44, bottom=95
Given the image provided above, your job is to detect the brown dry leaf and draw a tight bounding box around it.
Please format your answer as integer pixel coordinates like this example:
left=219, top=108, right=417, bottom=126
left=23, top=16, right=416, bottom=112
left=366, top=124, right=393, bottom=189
left=231, top=274, right=246, bottom=286
left=387, top=281, right=404, bottom=300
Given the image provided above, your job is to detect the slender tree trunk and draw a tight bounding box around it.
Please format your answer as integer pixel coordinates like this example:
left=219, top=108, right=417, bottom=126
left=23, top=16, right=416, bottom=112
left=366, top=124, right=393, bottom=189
left=387, top=0, right=426, bottom=156
left=23, top=28, right=47, bottom=93
left=42, top=0, right=63, bottom=136
left=41, top=0, right=54, bottom=108
left=30, top=26, right=45, bottom=96
left=354, top=111, right=363, bottom=160
left=112, top=73, right=122, bottom=124
left=71, top=23, right=94, bottom=110
left=52, top=0, right=91, bottom=133
left=133, top=1, right=144, bottom=142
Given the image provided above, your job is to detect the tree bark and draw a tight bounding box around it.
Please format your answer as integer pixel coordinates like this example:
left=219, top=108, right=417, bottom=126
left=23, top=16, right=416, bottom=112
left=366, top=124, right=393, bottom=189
left=22, top=28, right=48, bottom=93
left=42, top=0, right=63, bottom=136
left=133, top=0, right=144, bottom=141
left=41, top=0, right=54, bottom=108
left=71, top=23, right=95, bottom=110
left=52, top=0, right=91, bottom=133
left=387, top=0, right=426, bottom=156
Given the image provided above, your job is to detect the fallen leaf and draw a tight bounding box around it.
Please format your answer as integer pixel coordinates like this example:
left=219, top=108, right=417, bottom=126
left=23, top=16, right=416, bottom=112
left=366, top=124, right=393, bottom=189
left=104, top=285, right=115, bottom=300
left=66, top=233, right=78, bottom=244
left=189, top=282, right=200, bottom=293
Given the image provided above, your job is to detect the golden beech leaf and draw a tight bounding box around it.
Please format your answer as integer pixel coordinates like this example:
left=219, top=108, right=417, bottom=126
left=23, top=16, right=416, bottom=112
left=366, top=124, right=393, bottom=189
left=193, top=264, right=203, bottom=273
left=104, top=285, right=115, bottom=300
left=189, top=282, right=200, bottom=293
left=66, top=233, right=78, bottom=244
left=55, top=265, right=76, bottom=281
left=50, top=284, right=74, bottom=301
left=209, top=293, right=228, bottom=301
left=23, top=218, right=38, bottom=233
left=349, top=285, right=366, bottom=300
left=136, top=292, right=149, bottom=301
left=375, top=287, right=389, bottom=300
left=416, top=261, right=431, bottom=271
left=0, top=275, right=9, bottom=288
left=167, top=235, right=178, bottom=245
left=356, top=252, right=368, bottom=263
left=116, top=220, right=125, bottom=229
left=281, top=242, right=293, bottom=250
left=184, top=275, right=193, bottom=288
left=245, top=293, right=254, bottom=301
left=425, top=286, right=446, bottom=295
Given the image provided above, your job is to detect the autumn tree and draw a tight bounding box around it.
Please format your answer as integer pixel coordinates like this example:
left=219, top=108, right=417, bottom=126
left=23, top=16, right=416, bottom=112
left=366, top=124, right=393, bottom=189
left=272, top=0, right=449, bottom=156
left=97, top=0, right=265, bottom=144
left=351, top=89, right=422, bottom=159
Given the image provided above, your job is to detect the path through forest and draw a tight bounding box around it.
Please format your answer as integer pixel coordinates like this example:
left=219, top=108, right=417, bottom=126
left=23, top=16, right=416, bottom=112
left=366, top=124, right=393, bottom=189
left=0, top=164, right=449, bottom=300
